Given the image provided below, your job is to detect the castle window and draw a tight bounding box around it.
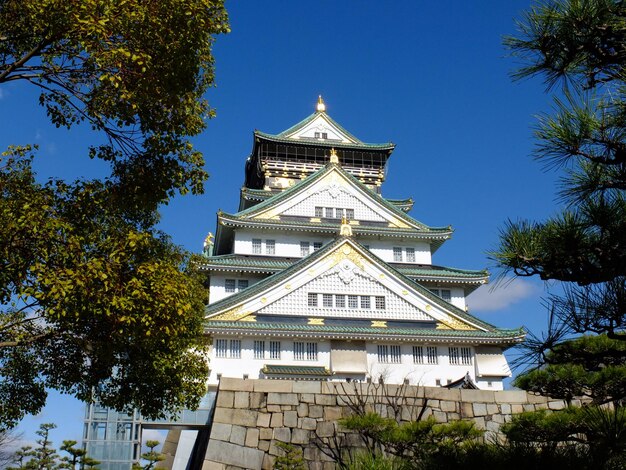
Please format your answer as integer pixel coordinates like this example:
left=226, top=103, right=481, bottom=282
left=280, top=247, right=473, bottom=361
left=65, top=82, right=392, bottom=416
left=426, top=346, right=438, bottom=364
left=335, top=208, right=344, bottom=219
left=300, top=241, right=310, bottom=256
left=393, top=247, right=403, bottom=262
left=412, top=346, right=424, bottom=364
left=406, top=248, right=416, bottom=262
left=322, top=132, right=328, bottom=139
left=252, top=238, right=262, bottom=254
left=265, top=239, right=275, bottom=255
left=430, top=289, right=452, bottom=302
left=313, top=242, right=322, bottom=251
left=390, top=345, right=402, bottom=363
left=253, top=340, right=265, bottom=359
left=460, top=347, right=472, bottom=365
left=269, top=341, right=281, bottom=360
left=315, top=207, right=323, bottom=218
left=375, top=296, right=386, bottom=310
left=314, top=132, right=320, bottom=138
left=323, top=294, right=333, bottom=308
left=360, top=296, right=371, bottom=309
left=225, top=279, right=236, bottom=293
left=238, top=280, right=249, bottom=290
left=215, top=339, right=240, bottom=359
left=449, top=347, right=460, bottom=365
left=325, top=207, right=334, bottom=218
left=230, top=340, right=241, bottom=359
left=345, top=208, right=355, bottom=219
left=348, top=295, right=359, bottom=309
left=294, top=342, right=317, bottom=361
left=377, top=345, right=389, bottom=363
left=308, top=293, right=318, bottom=307
left=335, top=295, right=346, bottom=308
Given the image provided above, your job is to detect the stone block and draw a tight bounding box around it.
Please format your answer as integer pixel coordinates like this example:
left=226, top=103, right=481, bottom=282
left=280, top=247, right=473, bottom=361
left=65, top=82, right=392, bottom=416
left=447, top=412, right=460, bottom=421
left=216, top=391, right=234, bottom=408
left=284, top=410, right=298, bottom=427
left=229, top=425, right=246, bottom=446
left=259, top=428, right=273, bottom=440
left=523, top=404, right=535, bottom=412
left=323, top=463, right=336, bottom=470
left=262, top=454, right=275, bottom=470
left=315, top=394, right=336, bottom=406
left=439, top=400, right=457, bottom=412
left=233, top=392, right=249, bottom=409
left=473, top=417, right=486, bottom=430
left=270, top=412, right=283, bottom=428
left=293, top=381, right=322, bottom=394
left=219, top=377, right=254, bottom=392
left=301, top=417, right=317, bottom=430
left=273, top=427, right=291, bottom=443
left=257, top=412, right=271, bottom=428
left=460, top=389, right=495, bottom=402
left=291, top=428, right=310, bottom=444
left=511, top=404, right=524, bottom=414
left=205, top=440, right=263, bottom=470
left=548, top=400, right=566, bottom=410
left=268, top=440, right=282, bottom=456
left=323, top=406, right=343, bottom=421
left=249, top=392, right=267, bottom=409
left=309, top=405, right=324, bottom=418
left=267, top=392, right=299, bottom=406
left=300, top=393, right=316, bottom=403
left=433, top=410, right=447, bottom=423
left=473, top=403, right=488, bottom=417
left=492, top=413, right=505, bottom=424
left=211, top=423, right=232, bottom=442
left=267, top=405, right=281, bottom=412
left=494, top=390, right=528, bottom=404
left=296, top=403, right=309, bottom=417
left=423, top=386, right=461, bottom=401
left=500, top=404, right=511, bottom=414
left=316, top=422, right=335, bottom=438
left=281, top=405, right=293, bottom=411
left=258, top=440, right=270, bottom=452
left=202, top=461, right=225, bottom=470
left=245, top=428, right=260, bottom=448
left=487, top=403, right=499, bottom=415
left=213, top=408, right=258, bottom=427
left=535, top=402, right=548, bottom=410
left=527, top=392, right=550, bottom=404
left=254, top=380, right=293, bottom=393
left=486, top=420, right=500, bottom=433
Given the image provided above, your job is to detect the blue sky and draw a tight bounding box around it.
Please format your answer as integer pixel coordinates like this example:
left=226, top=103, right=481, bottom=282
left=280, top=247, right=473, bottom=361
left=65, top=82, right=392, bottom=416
left=3, top=0, right=563, bottom=451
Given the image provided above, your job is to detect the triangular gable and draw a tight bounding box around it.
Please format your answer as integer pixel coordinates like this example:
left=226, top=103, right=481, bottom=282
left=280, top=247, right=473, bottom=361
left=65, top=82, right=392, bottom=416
left=205, top=238, right=493, bottom=333
left=279, top=112, right=360, bottom=144
left=234, top=163, right=433, bottom=231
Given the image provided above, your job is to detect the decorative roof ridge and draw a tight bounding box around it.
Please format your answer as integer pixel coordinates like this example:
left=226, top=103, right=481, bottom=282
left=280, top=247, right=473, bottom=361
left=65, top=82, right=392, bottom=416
left=254, top=130, right=395, bottom=150
left=231, top=163, right=447, bottom=233
left=274, top=110, right=364, bottom=144
left=204, top=238, right=507, bottom=334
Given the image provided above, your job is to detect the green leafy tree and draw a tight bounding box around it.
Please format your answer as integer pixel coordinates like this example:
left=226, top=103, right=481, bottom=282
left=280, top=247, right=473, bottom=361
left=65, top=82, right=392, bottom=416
left=0, top=0, right=228, bottom=428
left=492, top=0, right=626, bottom=401
left=8, top=423, right=100, bottom=470
left=132, top=440, right=165, bottom=470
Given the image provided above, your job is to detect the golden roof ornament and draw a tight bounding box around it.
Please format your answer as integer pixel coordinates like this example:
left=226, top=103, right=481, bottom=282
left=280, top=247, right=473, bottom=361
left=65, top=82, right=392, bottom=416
left=316, top=95, right=326, bottom=112
left=340, top=215, right=353, bottom=237
left=329, top=148, right=339, bottom=164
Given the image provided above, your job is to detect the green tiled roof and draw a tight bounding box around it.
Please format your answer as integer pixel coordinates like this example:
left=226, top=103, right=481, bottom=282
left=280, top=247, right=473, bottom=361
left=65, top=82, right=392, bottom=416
left=241, top=187, right=413, bottom=212
left=231, top=162, right=448, bottom=234
left=198, top=254, right=488, bottom=282
left=255, top=111, right=395, bottom=151
left=262, top=365, right=333, bottom=376
left=205, top=321, right=525, bottom=342
left=219, top=214, right=452, bottom=241
left=204, top=237, right=504, bottom=333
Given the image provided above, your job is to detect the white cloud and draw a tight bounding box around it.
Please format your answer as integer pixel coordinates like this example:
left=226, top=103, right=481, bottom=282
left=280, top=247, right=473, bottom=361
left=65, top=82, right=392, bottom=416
left=466, top=279, right=539, bottom=312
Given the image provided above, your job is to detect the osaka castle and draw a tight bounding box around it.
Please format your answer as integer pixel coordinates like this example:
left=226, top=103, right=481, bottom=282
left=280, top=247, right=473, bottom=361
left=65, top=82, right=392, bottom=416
left=201, top=97, right=524, bottom=390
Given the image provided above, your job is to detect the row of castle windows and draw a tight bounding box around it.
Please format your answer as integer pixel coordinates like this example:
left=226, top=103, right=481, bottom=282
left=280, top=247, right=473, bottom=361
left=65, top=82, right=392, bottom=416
left=314, top=207, right=355, bottom=219
left=308, top=293, right=386, bottom=310
left=252, top=238, right=275, bottom=255
left=393, top=247, right=416, bottom=262
left=215, top=340, right=472, bottom=367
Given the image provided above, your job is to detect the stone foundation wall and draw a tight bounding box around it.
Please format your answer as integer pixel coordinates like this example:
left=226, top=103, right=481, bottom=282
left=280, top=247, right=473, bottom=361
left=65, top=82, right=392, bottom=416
left=202, top=378, right=571, bottom=470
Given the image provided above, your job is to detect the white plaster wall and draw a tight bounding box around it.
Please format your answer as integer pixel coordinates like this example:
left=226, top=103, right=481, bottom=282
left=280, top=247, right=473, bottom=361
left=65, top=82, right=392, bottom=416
left=449, top=288, right=466, bottom=310
left=208, top=338, right=505, bottom=390
left=208, top=338, right=331, bottom=385
left=363, top=241, right=432, bottom=265
left=209, top=274, right=265, bottom=304
left=233, top=230, right=331, bottom=257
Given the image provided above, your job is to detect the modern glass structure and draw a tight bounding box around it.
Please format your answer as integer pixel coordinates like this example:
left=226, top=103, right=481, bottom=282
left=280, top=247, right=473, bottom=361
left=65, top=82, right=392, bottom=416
left=83, top=392, right=217, bottom=470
